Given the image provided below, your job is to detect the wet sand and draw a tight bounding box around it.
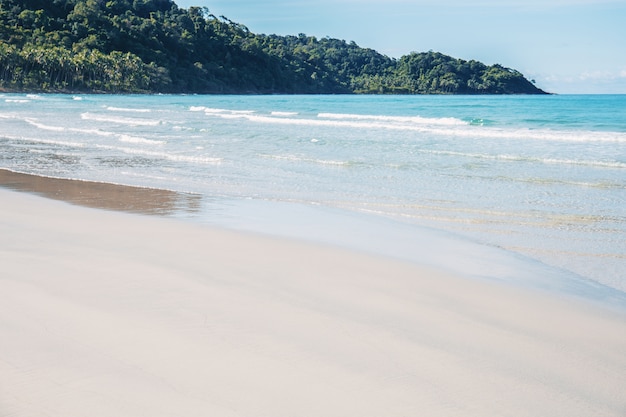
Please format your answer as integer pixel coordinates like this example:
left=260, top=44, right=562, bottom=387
left=0, top=168, right=201, bottom=215
left=1, top=179, right=625, bottom=417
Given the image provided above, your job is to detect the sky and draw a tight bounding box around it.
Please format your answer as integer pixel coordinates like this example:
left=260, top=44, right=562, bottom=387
left=174, top=0, right=626, bottom=94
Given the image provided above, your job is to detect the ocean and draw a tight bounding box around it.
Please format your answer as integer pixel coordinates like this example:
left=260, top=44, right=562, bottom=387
left=1, top=93, right=625, bottom=301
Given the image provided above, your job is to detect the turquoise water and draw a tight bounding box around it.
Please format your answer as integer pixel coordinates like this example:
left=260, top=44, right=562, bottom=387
left=1, top=93, right=625, bottom=297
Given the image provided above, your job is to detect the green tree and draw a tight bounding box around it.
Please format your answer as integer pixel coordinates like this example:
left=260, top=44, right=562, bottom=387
left=0, top=0, right=547, bottom=94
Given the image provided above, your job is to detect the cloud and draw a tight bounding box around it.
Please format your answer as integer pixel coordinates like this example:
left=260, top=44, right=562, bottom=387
left=534, top=69, right=626, bottom=93
left=579, top=70, right=626, bottom=81
left=191, top=0, right=624, bottom=7
left=539, top=70, right=626, bottom=83
left=326, top=0, right=622, bottom=5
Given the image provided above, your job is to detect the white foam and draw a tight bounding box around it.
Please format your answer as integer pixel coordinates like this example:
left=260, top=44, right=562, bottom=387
left=5, top=99, right=30, bottom=103
left=541, top=157, right=626, bottom=169
left=68, top=128, right=116, bottom=138
left=271, top=111, right=299, bottom=116
left=423, top=149, right=626, bottom=169
left=94, top=144, right=222, bottom=164
left=202, top=107, right=225, bottom=113
left=190, top=107, right=257, bottom=116
left=23, top=119, right=127, bottom=141
left=199, top=109, right=626, bottom=144
left=202, top=111, right=477, bottom=135
left=119, top=171, right=172, bottom=181
left=438, top=125, right=626, bottom=143
left=259, top=154, right=352, bottom=167
left=8, top=129, right=162, bottom=149
left=200, top=107, right=228, bottom=114
left=80, top=112, right=161, bottom=126
left=24, top=118, right=66, bottom=132
left=118, top=135, right=166, bottom=146
left=8, top=135, right=85, bottom=148
left=318, top=112, right=468, bottom=126
left=106, top=106, right=152, bottom=113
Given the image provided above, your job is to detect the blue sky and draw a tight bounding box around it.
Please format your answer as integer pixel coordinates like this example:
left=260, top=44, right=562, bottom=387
left=174, top=0, right=626, bottom=94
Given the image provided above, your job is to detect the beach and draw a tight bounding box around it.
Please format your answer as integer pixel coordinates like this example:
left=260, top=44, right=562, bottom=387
left=3, top=94, right=625, bottom=291
left=2, top=184, right=626, bottom=417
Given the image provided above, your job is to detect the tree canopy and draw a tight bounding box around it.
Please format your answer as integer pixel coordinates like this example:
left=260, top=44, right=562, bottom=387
left=0, top=0, right=547, bottom=94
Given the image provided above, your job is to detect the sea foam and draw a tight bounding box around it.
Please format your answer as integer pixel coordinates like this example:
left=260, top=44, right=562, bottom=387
left=106, top=106, right=152, bottom=113
left=118, top=135, right=166, bottom=145
left=94, top=144, right=222, bottom=164
left=317, top=112, right=468, bottom=126
left=81, top=112, right=162, bottom=126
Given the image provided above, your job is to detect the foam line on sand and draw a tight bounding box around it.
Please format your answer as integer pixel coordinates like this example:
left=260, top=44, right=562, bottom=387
left=1, top=188, right=625, bottom=417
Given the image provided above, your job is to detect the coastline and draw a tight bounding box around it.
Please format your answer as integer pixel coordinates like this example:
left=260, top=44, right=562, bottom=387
left=1, top=179, right=626, bottom=416
left=4, top=168, right=624, bottom=306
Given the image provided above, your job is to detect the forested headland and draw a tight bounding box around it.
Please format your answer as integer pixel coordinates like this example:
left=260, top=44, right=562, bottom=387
left=0, top=0, right=547, bottom=94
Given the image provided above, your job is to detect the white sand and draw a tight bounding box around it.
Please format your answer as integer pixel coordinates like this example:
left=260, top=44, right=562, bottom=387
left=1, top=188, right=625, bottom=417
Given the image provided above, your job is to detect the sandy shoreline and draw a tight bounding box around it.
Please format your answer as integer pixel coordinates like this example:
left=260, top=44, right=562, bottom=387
left=1, top=185, right=626, bottom=416
left=0, top=168, right=202, bottom=215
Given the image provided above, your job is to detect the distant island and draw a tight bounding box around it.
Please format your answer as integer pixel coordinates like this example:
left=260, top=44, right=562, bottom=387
left=0, top=0, right=547, bottom=94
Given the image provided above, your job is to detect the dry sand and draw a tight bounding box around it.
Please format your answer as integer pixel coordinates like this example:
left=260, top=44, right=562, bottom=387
left=1, top=187, right=625, bottom=417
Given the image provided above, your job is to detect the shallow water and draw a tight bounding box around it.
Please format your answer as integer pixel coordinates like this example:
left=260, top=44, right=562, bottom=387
left=1, top=93, right=625, bottom=296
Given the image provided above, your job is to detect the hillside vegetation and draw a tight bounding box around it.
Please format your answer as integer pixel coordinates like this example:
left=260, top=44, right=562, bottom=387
left=0, top=0, right=547, bottom=94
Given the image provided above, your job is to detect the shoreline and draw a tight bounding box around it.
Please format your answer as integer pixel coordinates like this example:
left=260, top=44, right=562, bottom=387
left=2, top=167, right=626, bottom=307
left=1, top=179, right=626, bottom=415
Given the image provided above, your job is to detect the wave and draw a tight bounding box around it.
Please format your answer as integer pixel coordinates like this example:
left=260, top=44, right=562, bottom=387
left=80, top=112, right=162, bottom=126
left=193, top=108, right=465, bottom=126
left=202, top=111, right=432, bottom=131
left=69, top=128, right=116, bottom=138
left=19, top=120, right=163, bottom=146
left=25, top=118, right=102, bottom=137
left=24, top=118, right=66, bottom=132
left=195, top=107, right=626, bottom=144
left=259, top=154, right=355, bottom=167
left=118, top=135, right=166, bottom=145
left=317, top=112, right=468, bottom=126
left=24, top=119, right=121, bottom=138
left=3, top=94, right=42, bottom=103
left=422, top=149, right=626, bottom=169
left=94, top=144, right=222, bottom=164
left=198, top=107, right=467, bottom=131
left=190, top=106, right=255, bottom=115
left=172, top=125, right=197, bottom=132
left=444, top=126, right=626, bottom=143
left=3, top=134, right=86, bottom=148
left=517, top=177, right=625, bottom=190
left=540, top=157, right=626, bottom=169
left=106, top=106, right=152, bottom=113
